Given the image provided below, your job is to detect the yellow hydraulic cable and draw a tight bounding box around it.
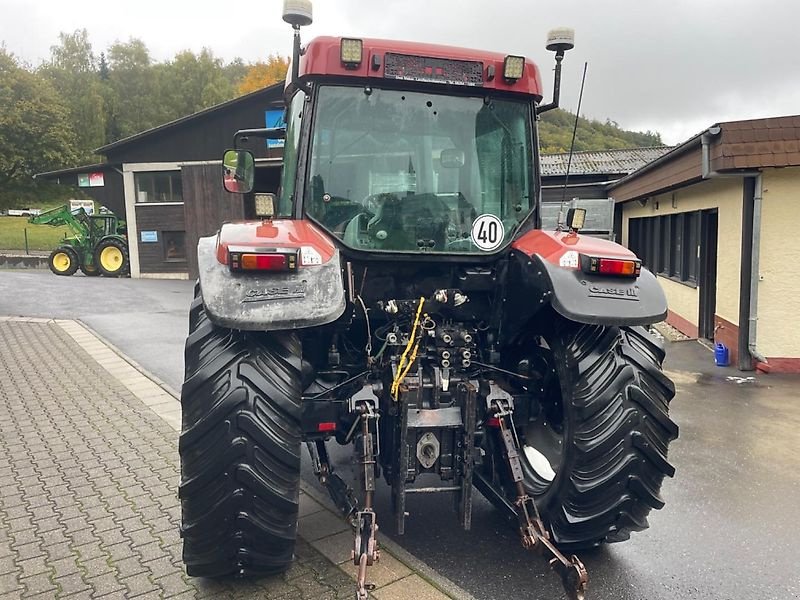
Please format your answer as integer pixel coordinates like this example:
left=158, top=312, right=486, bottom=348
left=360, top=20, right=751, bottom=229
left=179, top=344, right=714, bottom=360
left=394, top=340, right=421, bottom=398
left=391, top=296, right=425, bottom=399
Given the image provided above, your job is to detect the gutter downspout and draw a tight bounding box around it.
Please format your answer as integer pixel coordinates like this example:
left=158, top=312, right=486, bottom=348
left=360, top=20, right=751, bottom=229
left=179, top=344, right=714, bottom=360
left=747, top=175, right=767, bottom=364
left=700, top=127, right=767, bottom=366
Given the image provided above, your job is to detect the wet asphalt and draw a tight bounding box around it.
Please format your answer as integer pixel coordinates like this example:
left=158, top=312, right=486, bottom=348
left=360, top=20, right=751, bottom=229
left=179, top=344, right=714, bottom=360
left=1, top=270, right=798, bottom=600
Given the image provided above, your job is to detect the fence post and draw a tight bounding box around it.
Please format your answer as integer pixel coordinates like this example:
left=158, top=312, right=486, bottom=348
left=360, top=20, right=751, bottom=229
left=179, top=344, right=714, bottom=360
left=24, top=228, right=29, bottom=255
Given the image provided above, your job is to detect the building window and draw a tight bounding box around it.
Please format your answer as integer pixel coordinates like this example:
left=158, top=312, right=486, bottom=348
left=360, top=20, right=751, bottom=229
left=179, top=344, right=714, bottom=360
left=163, top=231, right=187, bottom=261
left=135, top=171, right=183, bottom=203
left=628, top=211, right=700, bottom=286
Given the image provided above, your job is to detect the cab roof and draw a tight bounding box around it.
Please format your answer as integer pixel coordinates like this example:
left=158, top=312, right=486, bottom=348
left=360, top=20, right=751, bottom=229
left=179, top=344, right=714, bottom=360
left=296, top=36, right=543, bottom=100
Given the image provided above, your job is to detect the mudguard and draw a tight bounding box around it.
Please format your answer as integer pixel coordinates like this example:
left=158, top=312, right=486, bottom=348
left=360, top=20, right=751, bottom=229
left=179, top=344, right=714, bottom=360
left=508, top=230, right=667, bottom=327
left=517, top=253, right=667, bottom=326
left=197, top=221, right=347, bottom=331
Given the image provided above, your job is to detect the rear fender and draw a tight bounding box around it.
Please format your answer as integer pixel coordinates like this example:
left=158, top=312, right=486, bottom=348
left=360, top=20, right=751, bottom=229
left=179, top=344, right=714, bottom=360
left=197, top=220, right=346, bottom=331
left=508, top=230, right=667, bottom=327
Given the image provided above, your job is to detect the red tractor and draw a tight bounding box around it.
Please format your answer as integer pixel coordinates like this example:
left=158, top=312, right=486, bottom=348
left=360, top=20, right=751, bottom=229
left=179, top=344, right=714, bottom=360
left=178, top=4, right=677, bottom=599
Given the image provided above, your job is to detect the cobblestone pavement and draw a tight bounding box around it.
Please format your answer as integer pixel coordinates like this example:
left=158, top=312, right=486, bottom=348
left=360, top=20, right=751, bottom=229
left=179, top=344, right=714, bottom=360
left=0, top=320, right=354, bottom=599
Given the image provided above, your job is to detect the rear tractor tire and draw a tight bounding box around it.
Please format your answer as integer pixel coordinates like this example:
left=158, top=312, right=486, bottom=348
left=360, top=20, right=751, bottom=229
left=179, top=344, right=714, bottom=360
left=491, top=319, right=678, bottom=549
left=48, top=246, right=79, bottom=276
left=179, top=287, right=303, bottom=577
left=94, top=238, right=129, bottom=277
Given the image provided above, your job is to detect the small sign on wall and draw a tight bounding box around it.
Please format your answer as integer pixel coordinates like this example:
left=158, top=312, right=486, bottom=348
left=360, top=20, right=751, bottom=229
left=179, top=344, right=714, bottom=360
left=140, top=230, right=158, bottom=243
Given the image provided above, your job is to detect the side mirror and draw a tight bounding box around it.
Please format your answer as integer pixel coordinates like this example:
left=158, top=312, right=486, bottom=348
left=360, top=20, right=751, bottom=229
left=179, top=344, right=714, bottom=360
left=222, top=149, right=255, bottom=194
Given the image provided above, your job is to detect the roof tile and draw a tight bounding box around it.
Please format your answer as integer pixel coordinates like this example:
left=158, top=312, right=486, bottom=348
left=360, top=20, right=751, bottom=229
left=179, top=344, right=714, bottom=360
left=540, top=146, right=672, bottom=177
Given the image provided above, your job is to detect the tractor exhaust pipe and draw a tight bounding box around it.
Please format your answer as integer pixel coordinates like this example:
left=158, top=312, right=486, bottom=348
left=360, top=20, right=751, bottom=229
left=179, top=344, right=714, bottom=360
left=538, top=28, right=575, bottom=114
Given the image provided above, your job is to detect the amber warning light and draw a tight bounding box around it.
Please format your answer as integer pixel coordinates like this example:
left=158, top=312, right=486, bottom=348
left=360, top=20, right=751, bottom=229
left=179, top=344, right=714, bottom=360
left=580, top=255, right=641, bottom=277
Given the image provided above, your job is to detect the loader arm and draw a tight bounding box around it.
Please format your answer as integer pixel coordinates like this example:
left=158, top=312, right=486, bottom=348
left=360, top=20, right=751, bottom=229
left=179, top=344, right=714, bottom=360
left=29, top=205, right=91, bottom=243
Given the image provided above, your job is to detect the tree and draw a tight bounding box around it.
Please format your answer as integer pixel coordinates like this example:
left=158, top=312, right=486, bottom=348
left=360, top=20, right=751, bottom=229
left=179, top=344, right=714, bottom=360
left=107, top=38, right=159, bottom=139
left=0, top=48, right=78, bottom=208
left=539, top=108, right=662, bottom=154
left=159, top=48, right=233, bottom=119
left=40, top=30, right=106, bottom=162
left=237, top=55, right=289, bottom=95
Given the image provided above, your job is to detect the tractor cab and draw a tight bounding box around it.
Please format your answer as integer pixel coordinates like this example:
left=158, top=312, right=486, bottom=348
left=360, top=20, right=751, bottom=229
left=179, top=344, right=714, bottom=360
left=225, top=35, right=550, bottom=257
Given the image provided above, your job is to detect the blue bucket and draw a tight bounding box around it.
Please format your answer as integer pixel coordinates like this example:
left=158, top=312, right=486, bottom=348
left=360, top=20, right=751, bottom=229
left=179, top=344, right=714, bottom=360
left=714, top=343, right=730, bottom=367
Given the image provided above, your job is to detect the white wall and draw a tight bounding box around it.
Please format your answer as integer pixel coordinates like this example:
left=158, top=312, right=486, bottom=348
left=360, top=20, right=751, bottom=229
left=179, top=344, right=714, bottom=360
left=755, top=167, right=800, bottom=357
left=621, top=177, right=743, bottom=328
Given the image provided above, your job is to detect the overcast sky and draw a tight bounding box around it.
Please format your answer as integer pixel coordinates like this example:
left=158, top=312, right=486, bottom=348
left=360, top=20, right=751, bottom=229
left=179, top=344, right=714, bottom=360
left=2, top=0, right=797, bottom=145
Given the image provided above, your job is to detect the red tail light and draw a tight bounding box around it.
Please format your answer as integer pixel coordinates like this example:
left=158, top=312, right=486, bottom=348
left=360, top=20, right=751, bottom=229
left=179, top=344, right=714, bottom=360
left=229, top=250, right=297, bottom=272
left=581, top=255, right=641, bottom=277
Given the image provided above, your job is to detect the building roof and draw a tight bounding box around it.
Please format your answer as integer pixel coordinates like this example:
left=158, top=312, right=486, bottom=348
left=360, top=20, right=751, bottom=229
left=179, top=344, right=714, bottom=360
left=540, top=146, right=673, bottom=177
left=94, top=83, right=284, bottom=155
left=34, top=162, right=120, bottom=181
left=609, top=114, right=800, bottom=203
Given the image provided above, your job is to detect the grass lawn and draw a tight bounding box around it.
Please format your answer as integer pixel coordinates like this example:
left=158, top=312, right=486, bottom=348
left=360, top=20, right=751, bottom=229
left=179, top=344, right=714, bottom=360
left=0, top=216, right=72, bottom=252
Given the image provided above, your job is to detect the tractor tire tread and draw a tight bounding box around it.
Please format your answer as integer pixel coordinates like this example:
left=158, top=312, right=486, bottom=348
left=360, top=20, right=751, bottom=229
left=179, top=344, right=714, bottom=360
left=179, top=288, right=302, bottom=578
left=541, top=321, right=678, bottom=549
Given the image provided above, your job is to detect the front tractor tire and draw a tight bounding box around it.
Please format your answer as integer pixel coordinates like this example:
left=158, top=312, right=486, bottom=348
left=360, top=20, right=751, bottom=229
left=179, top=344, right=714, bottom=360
left=179, top=287, right=303, bottom=577
left=48, top=246, right=79, bottom=276
left=495, top=320, right=678, bottom=549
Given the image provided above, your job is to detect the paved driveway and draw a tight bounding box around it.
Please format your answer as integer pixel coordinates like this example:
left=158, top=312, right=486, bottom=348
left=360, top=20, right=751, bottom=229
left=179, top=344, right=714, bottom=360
left=2, top=270, right=799, bottom=600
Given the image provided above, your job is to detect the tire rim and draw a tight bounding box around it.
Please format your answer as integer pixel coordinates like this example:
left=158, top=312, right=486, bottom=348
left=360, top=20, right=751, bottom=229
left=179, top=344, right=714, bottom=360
left=100, top=246, right=123, bottom=271
left=52, top=252, right=71, bottom=272
left=520, top=343, right=566, bottom=496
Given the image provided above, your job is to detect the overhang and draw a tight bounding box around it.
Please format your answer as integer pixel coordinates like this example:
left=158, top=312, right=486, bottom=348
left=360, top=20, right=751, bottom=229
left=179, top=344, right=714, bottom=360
left=609, top=115, right=800, bottom=203
left=34, top=162, right=121, bottom=182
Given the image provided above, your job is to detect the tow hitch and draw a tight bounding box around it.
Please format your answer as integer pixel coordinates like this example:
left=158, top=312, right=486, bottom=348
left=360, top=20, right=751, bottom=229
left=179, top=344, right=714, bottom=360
left=492, top=398, right=588, bottom=600
left=308, top=399, right=382, bottom=600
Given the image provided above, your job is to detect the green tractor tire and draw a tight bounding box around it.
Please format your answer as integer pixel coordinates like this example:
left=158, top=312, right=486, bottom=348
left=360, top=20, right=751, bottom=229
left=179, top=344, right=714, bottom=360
left=48, top=246, right=80, bottom=276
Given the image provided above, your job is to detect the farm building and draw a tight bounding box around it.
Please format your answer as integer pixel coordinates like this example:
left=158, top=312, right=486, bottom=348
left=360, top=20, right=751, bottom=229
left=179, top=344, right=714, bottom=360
left=37, top=83, right=286, bottom=279
left=611, top=115, right=800, bottom=372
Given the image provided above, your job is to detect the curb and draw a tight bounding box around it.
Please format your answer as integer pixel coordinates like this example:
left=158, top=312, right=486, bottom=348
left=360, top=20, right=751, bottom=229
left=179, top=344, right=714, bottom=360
left=0, top=254, right=48, bottom=269
left=24, top=315, right=473, bottom=600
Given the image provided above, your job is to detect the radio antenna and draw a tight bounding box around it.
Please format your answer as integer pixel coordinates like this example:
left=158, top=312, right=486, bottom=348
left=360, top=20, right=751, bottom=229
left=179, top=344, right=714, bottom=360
left=558, top=61, right=588, bottom=228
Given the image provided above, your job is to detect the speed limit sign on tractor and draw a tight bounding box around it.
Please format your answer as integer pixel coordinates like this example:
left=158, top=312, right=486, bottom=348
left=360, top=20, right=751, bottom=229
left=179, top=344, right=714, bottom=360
left=470, top=214, right=505, bottom=251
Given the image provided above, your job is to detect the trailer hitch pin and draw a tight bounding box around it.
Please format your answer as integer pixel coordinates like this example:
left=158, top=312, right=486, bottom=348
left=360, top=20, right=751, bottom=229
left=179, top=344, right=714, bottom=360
left=493, top=400, right=589, bottom=600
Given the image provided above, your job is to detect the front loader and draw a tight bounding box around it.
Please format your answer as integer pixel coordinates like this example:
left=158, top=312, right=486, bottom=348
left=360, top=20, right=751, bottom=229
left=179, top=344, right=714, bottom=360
left=178, top=4, right=677, bottom=599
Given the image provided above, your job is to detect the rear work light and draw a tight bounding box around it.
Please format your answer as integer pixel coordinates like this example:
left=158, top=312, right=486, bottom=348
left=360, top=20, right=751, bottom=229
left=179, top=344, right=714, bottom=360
left=229, top=250, right=298, bottom=272
left=580, top=255, right=641, bottom=278
left=340, top=38, right=363, bottom=68
left=503, top=55, right=525, bottom=81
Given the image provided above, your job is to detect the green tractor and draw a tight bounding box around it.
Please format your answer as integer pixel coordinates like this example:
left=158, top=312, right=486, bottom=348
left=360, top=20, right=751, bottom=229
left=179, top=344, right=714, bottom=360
left=29, top=205, right=129, bottom=277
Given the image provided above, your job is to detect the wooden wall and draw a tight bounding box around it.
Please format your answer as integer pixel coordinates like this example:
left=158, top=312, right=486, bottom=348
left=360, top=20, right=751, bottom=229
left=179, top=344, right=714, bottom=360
left=135, top=204, right=188, bottom=273
left=182, top=164, right=245, bottom=279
